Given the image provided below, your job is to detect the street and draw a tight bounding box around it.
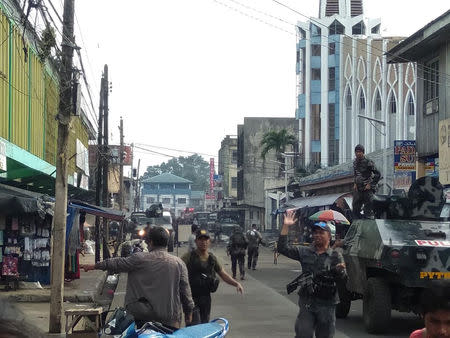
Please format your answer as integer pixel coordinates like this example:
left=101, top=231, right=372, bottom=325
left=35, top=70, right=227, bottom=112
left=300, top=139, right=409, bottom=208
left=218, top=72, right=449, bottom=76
left=105, top=243, right=423, bottom=338
left=209, top=243, right=423, bottom=338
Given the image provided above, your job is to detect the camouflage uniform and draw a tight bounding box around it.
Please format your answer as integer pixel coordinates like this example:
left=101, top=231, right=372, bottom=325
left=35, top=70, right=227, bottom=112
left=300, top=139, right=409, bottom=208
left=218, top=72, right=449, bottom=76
left=246, top=228, right=262, bottom=270
left=227, top=229, right=248, bottom=280
left=277, top=235, right=347, bottom=338
left=353, top=156, right=380, bottom=218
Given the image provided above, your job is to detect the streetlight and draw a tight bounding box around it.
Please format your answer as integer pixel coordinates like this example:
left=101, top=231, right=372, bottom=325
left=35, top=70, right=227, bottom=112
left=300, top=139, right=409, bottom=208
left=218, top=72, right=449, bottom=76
left=357, top=114, right=388, bottom=194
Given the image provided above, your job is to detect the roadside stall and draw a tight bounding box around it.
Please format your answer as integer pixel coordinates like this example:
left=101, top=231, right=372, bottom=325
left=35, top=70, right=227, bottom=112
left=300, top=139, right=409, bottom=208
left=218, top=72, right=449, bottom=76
left=64, top=201, right=125, bottom=280
left=0, top=184, right=54, bottom=289
left=275, top=192, right=353, bottom=244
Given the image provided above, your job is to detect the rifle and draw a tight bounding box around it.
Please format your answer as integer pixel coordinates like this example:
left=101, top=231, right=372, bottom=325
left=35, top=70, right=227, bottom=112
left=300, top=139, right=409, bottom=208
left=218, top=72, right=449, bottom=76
left=286, top=272, right=314, bottom=295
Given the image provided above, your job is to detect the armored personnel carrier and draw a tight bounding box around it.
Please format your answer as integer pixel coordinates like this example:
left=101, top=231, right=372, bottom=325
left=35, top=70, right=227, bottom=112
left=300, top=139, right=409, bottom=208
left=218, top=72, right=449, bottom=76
left=337, top=177, right=450, bottom=333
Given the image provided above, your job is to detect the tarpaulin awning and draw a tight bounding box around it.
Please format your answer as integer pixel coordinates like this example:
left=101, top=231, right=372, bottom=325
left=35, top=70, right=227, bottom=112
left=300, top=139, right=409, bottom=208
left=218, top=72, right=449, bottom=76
left=272, top=192, right=352, bottom=215
left=69, top=200, right=125, bottom=221
left=0, top=183, right=53, bottom=218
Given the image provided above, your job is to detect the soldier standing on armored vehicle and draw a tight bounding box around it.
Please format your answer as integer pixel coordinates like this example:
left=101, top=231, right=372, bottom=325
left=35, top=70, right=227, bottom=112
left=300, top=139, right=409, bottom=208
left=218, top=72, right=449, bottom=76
left=352, top=144, right=381, bottom=219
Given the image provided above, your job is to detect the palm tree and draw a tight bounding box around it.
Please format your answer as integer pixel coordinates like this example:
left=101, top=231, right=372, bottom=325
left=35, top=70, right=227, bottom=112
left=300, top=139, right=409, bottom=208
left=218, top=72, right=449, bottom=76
left=260, top=129, right=297, bottom=176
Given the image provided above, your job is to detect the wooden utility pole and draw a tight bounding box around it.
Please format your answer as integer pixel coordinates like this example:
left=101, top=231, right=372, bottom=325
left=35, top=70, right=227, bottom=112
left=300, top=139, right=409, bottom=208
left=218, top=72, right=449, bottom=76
left=134, top=159, right=141, bottom=211
left=119, top=117, right=124, bottom=210
left=49, top=0, right=75, bottom=333
left=94, top=75, right=104, bottom=263
left=102, top=64, right=110, bottom=259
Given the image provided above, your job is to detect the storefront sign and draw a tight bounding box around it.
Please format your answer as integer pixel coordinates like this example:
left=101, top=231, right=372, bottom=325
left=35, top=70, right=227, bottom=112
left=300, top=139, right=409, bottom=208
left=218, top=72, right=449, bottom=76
left=0, top=140, right=6, bottom=172
left=438, top=119, right=450, bottom=184
left=207, top=158, right=215, bottom=199
left=393, top=140, right=416, bottom=191
left=76, top=139, right=89, bottom=176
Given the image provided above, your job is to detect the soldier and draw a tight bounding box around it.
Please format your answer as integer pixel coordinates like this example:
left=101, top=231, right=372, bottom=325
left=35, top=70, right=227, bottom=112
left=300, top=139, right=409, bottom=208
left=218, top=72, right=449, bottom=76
left=352, top=144, right=381, bottom=219
left=182, top=229, right=243, bottom=324
left=246, top=224, right=262, bottom=270
left=278, top=211, right=347, bottom=338
left=227, top=225, right=248, bottom=280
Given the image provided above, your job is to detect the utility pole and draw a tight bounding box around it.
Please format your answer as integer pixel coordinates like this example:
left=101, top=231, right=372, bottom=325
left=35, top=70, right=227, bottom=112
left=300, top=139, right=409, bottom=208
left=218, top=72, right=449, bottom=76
left=119, top=116, right=124, bottom=210
left=102, top=64, right=110, bottom=259
left=49, top=0, right=75, bottom=333
left=94, top=75, right=104, bottom=263
left=134, top=159, right=141, bottom=211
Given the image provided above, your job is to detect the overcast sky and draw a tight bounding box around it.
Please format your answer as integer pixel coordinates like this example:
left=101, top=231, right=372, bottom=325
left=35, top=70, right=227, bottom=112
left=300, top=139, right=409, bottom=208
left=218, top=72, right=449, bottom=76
left=73, top=0, right=449, bottom=173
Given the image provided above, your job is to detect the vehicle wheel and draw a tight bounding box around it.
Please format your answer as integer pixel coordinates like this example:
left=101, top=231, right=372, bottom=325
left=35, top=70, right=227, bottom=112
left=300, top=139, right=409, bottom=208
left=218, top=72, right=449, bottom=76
left=363, top=277, right=391, bottom=334
left=168, top=233, right=175, bottom=252
left=336, top=283, right=351, bottom=319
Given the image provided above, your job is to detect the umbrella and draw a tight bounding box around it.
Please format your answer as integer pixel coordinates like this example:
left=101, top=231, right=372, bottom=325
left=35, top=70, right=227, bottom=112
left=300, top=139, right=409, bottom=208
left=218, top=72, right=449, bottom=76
left=308, top=210, right=350, bottom=225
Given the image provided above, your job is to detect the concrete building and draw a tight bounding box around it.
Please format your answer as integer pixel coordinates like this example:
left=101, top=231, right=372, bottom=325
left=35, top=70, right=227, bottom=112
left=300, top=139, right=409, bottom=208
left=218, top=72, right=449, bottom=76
left=218, top=135, right=238, bottom=202
left=296, top=0, right=416, bottom=168
left=237, top=117, right=298, bottom=230
left=141, top=173, right=192, bottom=217
left=387, top=10, right=450, bottom=182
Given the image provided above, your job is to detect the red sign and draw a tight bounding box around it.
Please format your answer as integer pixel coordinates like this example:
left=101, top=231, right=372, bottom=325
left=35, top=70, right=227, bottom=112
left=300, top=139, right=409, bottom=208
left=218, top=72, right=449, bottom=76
left=209, top=158, right=214, bottom=193
left=415, top=240, right=450, bottom=247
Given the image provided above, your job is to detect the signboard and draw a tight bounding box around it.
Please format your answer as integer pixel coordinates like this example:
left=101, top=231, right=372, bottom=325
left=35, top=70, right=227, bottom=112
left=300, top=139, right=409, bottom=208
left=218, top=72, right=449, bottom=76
left=0, top=140, right=6, bottom=172
left=439, top=119, right=450, bottom=184
left=76, top=139, right=89, bottom=176
left=393, top=140, right=416, bottom=191
left=110, top=145, right=133, bottom=165
left=207, top=158, right=215, bottom=199
left=89, top=145, right=133, bottom=166
left=425, top=157, right=439, bottom=177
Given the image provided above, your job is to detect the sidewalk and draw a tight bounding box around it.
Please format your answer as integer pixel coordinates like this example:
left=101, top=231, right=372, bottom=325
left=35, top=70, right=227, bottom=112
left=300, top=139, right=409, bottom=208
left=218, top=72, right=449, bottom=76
left=0, top=253, right=112, bottom=337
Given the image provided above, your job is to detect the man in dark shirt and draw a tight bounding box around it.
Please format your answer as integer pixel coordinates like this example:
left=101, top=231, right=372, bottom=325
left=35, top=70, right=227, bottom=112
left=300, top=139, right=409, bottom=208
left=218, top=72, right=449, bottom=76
left=353, top=144, right=381, bottom=219
left=182, top=229, right=243, bottom=324
left=278, top=210, right=347, bottom=338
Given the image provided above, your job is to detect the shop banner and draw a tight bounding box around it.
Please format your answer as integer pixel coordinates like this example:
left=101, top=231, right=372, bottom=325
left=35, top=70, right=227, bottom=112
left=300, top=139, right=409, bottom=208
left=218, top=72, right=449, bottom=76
left=393, top=140, right=416, bottom=191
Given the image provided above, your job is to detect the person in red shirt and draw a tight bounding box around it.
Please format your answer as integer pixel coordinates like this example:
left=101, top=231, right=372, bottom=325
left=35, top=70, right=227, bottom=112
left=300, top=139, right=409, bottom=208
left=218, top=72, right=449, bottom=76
left=410, top=287, right=450, bottom=338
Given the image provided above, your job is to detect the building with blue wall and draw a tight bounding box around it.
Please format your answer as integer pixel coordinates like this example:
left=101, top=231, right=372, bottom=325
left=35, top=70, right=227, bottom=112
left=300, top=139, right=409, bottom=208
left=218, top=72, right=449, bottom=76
left=141, top=173, right=192, bottom=217
left=296, top=0, right=416, bottom=168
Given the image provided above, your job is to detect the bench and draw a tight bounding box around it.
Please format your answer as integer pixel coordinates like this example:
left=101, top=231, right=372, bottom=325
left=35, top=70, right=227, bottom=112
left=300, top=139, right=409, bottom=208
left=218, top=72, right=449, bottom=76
left=64, top=307, right=103, bottom=337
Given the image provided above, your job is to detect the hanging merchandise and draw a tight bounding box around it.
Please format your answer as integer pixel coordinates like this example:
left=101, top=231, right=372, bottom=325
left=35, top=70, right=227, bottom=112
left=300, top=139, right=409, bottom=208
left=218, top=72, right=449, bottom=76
left=11, top=217, right=18, bottom=231
left=2, top=256, right=18, bottom=277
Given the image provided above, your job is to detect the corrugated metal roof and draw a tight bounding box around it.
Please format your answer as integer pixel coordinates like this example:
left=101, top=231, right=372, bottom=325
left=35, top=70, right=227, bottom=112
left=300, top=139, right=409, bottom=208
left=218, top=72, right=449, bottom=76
left=141, top=173, right=193, bottom=184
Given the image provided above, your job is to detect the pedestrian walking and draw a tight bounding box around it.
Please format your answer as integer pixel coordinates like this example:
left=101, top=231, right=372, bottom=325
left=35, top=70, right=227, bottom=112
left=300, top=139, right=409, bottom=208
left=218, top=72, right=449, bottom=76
left=352, top=144, right=381, bottom=219
left=227, top=225, right=248, bottom=280
left=81, top=226, right=194, bottom=328
left=246, top=224, right=262, bottom=270
left=278, top=211, right=347, bottom=338
left=187, top=224, right=198, bottom=252
left=182, top=229, right=244, bottom=324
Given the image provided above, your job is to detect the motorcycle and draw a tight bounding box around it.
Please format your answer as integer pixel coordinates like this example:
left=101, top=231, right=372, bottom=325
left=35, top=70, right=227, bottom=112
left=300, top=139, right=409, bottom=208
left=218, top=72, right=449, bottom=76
left=103, top=306, right=229, bottom=338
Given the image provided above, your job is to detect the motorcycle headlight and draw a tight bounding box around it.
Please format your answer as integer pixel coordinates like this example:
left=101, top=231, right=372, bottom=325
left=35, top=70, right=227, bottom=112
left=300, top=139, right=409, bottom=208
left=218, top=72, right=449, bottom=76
left=138, top=229, right=145, bottom=237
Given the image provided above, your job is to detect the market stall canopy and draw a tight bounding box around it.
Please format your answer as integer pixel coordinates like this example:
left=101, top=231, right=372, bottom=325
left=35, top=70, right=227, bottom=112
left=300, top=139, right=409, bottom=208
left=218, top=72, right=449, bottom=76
left=0, top=183, right=53, bottom=217
left=69, top=200, right=125, bottom=221
left=272, top=192, right=352, bottom=215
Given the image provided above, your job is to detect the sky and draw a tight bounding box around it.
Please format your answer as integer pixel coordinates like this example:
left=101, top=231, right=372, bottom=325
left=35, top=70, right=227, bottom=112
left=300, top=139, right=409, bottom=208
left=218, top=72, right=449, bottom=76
left=71, top=0, right=450, bottom=174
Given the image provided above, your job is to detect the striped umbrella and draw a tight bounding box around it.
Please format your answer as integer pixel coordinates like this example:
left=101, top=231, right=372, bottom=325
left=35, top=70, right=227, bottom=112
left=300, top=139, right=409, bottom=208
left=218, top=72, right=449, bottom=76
left=308, top=210, right=350, bottom=225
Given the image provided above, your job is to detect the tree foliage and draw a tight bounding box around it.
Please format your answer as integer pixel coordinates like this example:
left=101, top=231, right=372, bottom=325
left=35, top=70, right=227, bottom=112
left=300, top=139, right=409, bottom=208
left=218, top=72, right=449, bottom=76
left=260, top=129, right=296, bottom=160
left=141, top=154, right=210, bottom=191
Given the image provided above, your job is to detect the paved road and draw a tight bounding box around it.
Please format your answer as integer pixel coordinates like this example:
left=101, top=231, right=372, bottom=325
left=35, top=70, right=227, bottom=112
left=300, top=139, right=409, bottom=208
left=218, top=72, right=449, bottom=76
left=213, top=244, right=423, bottom=338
